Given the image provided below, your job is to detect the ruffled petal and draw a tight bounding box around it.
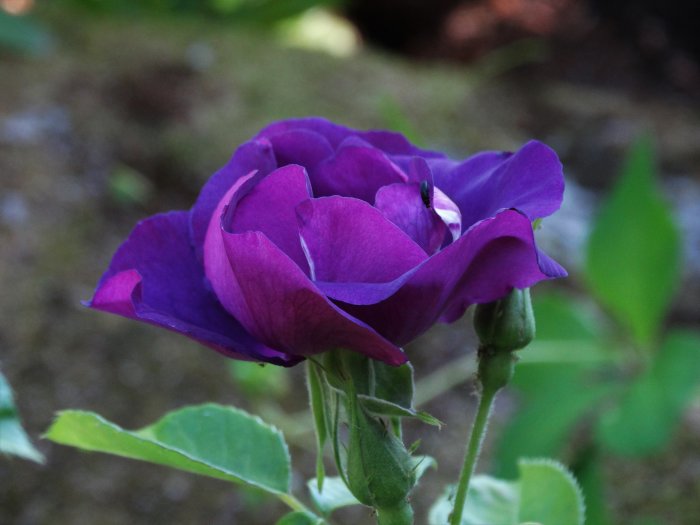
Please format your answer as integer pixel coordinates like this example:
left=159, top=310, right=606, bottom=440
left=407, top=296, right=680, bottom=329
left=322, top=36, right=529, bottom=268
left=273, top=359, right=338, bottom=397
left=324, top=210, right=566, bottom=345
left=220, top=230, right=407, bottom=365
left=89, top=212, right=294, bottom=365
left=190, top=139, right=277, bottom=261
left=297, top=196, right=428, bottom=282
left=432, top=141, right=564, bottom=229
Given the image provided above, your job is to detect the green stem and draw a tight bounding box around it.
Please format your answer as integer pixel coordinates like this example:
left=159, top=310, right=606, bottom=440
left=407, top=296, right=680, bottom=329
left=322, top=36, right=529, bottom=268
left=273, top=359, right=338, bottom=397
left=449, top=385, right=499, bottom=525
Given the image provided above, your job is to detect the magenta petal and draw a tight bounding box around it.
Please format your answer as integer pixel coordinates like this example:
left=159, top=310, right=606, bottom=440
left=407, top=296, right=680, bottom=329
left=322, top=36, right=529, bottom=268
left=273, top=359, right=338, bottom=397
left=314, top=144, right=407, bottom=201
left=433, top=141, right=564, bottom=229
left=329, top=210, right=566, bottom=345
left=89, top=212, right=294, bottom=365
left=225, top=164, right=313, bottom=273
left=221, top=230, right=407, bottom=365
left=190, top=139, right=277, bottom=261
left=297, top=196, right=428, bottom=283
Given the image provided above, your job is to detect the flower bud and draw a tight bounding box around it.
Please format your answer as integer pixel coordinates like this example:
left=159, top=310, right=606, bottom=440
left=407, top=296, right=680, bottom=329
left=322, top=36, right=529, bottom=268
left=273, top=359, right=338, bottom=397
left=345, top=396, right=416, bottom=511
left=473, top=288, right=535, bottom=352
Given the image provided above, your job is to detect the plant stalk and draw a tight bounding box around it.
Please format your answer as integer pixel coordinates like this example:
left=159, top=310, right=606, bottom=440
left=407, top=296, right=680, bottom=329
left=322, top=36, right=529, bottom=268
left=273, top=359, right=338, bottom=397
left=449, top=385, right=499, bottom=525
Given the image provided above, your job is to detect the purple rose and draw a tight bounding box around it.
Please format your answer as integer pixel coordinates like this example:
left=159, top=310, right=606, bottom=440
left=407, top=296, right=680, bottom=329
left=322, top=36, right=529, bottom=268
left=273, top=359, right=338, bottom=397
left=89, top=118, right=565, bottom=366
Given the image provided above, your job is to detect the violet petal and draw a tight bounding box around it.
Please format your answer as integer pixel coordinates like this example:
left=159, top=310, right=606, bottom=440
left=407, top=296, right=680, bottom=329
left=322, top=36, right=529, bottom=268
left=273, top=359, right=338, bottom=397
left=88, top=211, right=295, bottom=365
left=190, top=139, right=277, bottom=261
left=221, top=230, right=408, bottom=365
left=297, top=196, right=428, bottom=282
left=432, top=141, right=564, bottom=229
left=322, top=210, right=566, bottom=345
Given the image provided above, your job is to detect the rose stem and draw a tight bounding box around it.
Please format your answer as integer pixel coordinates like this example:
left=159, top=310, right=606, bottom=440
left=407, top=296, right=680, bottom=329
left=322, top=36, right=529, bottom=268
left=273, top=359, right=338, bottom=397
left=448, top=383, right=499, bottom=525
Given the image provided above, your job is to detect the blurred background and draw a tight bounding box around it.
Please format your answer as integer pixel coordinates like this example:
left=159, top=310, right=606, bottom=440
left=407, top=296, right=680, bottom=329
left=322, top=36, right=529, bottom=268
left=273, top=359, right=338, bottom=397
left=1, top=1, right=699, bottom=524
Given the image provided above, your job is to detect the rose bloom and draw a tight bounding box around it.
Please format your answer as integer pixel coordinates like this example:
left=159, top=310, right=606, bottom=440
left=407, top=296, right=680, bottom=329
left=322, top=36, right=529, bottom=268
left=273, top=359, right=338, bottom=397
left=89, top=118, right=565, bottom=366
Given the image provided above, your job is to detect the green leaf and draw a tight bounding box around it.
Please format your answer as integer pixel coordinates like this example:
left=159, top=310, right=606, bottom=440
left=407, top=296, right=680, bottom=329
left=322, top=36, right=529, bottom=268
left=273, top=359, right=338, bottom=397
left=429, top=459, right=585, bottom=525
left=597, top=330, right=700, bottom=455
left=585, top=136, right=680, bottom=346
left=496, top=362, right=613, bottom=477
left=308, top=476, right=359, bottom=516
left=0, top=370, right=44, bottom=463
left=45, top=404, right=290, bottom=495
left=275, top=511, right=324, bottom=525
left=518, top=459, right=585, bottom=525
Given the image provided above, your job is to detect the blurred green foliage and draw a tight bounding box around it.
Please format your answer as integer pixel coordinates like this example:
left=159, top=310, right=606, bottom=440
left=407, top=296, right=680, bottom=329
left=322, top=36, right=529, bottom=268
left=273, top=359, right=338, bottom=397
left=59, top=0, right=342, bottom=25
left=495, top=137, right=700, bottom=525
left=0, top=11, right=51, bottom=55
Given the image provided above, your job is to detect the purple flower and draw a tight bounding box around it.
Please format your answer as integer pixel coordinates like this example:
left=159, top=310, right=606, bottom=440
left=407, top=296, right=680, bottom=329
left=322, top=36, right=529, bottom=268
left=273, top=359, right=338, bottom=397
left=89, top=118, right=566, bottom=366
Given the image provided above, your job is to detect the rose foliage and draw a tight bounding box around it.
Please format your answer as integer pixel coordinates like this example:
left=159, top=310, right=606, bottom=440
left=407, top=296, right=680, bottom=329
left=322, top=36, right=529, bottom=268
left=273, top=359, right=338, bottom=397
left=89, top=118, right=565, bottom=366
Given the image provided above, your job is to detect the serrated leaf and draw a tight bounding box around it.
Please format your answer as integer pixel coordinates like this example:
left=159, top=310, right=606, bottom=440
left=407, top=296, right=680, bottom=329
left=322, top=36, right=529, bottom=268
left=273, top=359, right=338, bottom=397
left=585, top=136, right=680, bottom=346
left=275, top=511, right=324, bottom=525
left=45, top=404, right=290, bottom=495
left=429, top=459, right=584, bottom=525
left=518, top=459, right=585, bottom=525
left=597, top=330, right=700, bottom=455
left=0, top=370, right=44, bottom=463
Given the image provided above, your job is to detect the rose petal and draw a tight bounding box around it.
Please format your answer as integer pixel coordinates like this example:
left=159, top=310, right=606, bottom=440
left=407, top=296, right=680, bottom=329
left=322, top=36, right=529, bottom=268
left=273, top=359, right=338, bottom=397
left=190, top=139, right=277, bottom=262
left=257, top=116, right=445, bottom=158
left=374, top=183, right=447, bottom=255
left=220, top=230, right=407, bottom=365
left=88, top=212, right=294, bottom=365
left=314, top=143, right=407, bottom=201
left=432, top=141, right=564, bottom=229
left=321, top=210, right=566, bottom=345
left=266, top=129, right=334, bottom=174
left=297, top=196, right=428, bottom=282
left=224, top=164, right=313, bottom=273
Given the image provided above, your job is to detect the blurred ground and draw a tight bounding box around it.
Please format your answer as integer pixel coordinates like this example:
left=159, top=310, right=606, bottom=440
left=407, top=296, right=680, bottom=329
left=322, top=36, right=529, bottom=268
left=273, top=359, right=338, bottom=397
left=1, top=6, right=699, bottom=525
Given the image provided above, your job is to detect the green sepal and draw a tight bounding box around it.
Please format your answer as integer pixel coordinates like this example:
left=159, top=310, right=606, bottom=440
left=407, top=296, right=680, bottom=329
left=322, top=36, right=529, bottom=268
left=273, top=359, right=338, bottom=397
left=307, top=361, right=327, bottom=490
